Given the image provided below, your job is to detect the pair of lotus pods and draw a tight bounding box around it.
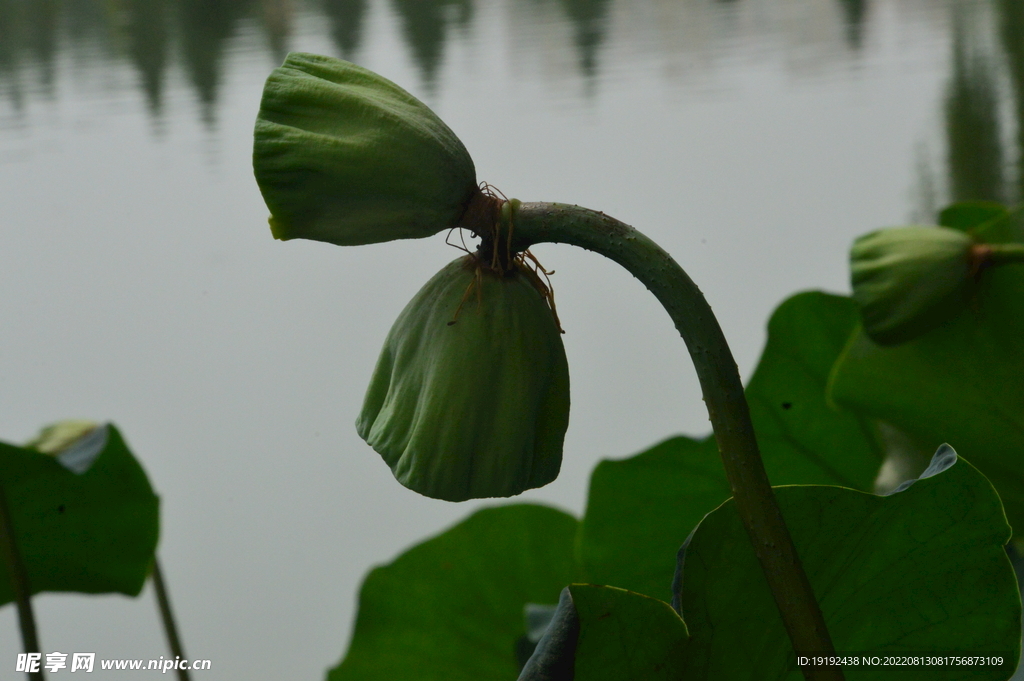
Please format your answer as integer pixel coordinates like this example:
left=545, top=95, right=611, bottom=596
left=254, top=53, right=569, bottom=501
left=255, top=52, right=1002, bottom=500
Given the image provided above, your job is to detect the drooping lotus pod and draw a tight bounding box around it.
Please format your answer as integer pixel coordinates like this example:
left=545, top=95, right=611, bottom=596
left=253, top=52, right=478, bottom=246
left=358, top=255, right=570, bottom=501
left=850, top=225, right=974, bottom=345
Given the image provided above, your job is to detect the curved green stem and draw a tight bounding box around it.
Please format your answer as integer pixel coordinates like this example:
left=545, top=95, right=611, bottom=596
left=0, top=481, right=46, bottom=681
left=508, top=202, right=843, bottom=681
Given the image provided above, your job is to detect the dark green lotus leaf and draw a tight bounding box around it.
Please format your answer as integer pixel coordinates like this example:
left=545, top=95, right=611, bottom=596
left=829, top=262, right=1024, bottom=534
left=577, top=291, right=880, bottom=601
left=567, top=584, right=687, bottom=681
left=745, top=292, right=883, bottom=490
left=0, top=423, right=160, bottom=604
left=850, top=226, right=975, bottom=346
left=328, top=504, right=578, bottom=681
left=254, top=52, right=478, bottom=246
left=939, top=201, right=1023, bottom=244
left=358, top=255, right=570, bottom=501
left=675, top=447, right=1019, bottom=680
left=939, top=201, right=1007, bottom=234
left=577, top=434, right=727, bottom=602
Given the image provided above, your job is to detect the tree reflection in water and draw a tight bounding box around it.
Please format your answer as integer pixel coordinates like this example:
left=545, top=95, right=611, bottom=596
left=0, top=0, right=901, bottom=125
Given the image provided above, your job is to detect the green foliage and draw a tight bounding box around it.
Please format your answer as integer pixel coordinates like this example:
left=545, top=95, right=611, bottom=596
left=745, top=292, right=883, bottom=489
left=577, top=291, right=881, bottom=602
left=255, top=61, right=1024, bottom=673
left=569, top=584, right=687, bottom=680
left=939, top=201, right=1012, bottom=238
left=327, top=267, right=1023, bottom=678
left=513, top=450, right=1020, bottom=680
left=327, top=504, right=578, bottom=681
left=0, top=424, right=160, bottom=604
left=829, top=259, right=1024, bottom=535
left=675, top=448, right=1019, bottom=680
left=831, top=201, right=1024, bottom=532
left=939, top=201, right=1024, bottom=245
left=577, top=434, right=724, bottom=603
left=325, top=260, right=1024, bottom=675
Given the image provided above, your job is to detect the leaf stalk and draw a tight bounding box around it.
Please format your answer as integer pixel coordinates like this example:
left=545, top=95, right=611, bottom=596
left=152, top=558, right=191, bottom=681
left=0, top=480, right=46, bottom=681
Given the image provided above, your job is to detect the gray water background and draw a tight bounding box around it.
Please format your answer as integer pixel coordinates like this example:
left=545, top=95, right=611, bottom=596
left=1, top=0, right=1021, bottom=678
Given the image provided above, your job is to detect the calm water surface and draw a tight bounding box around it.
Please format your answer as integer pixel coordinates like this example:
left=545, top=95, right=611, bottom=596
left=1, top=0, right=1021, bottom=678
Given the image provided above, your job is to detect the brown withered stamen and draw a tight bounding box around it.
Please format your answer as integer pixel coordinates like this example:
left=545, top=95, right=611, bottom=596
left=457, top=186, right=564, bottom=331
left=456, top=183, right=503, bottom=239
left=969, top=243, right=993, bottom=279
left=516, top=251, right=564, bottom=333
left=447, top=259, right=485, bottom=326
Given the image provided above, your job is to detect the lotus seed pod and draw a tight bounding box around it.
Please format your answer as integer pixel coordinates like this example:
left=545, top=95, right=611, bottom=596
left=850, top=225, right=974, bottom=345
left=357, top=255, right=570, bottom=501
left=253, top=52, right=478, bottom=246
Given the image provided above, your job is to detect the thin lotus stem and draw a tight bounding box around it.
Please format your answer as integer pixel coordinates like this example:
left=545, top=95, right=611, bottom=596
left=986, top=242, right=1024, bottom=266
left=507, top=201, right=844, bottom=681
left=152, top=558, right=191, bottom=681
left=0, top=481, right=45, bottom=681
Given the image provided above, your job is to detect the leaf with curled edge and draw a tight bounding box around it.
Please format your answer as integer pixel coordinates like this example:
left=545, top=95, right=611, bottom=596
left=0, top=423, right=160, bottom=605
left=518, top=584, right=688, bottom=681
left=829, top=261, right=1024, bottom=536
left=674, top=446, right=1020, bottom=680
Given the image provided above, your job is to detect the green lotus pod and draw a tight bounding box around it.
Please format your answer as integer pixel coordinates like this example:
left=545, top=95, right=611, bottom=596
left=850, top=225, right=974, bottom=345
left=357, top=255, right=570, bottom=501
left=253, top=52, right=478, bottom=246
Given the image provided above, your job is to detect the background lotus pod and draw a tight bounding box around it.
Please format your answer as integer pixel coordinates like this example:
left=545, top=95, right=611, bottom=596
left=253, top=52, right=478, bottom=246
left=358, top=255, right=570, bottom=502
left=850, top=225, right=974, bottom=345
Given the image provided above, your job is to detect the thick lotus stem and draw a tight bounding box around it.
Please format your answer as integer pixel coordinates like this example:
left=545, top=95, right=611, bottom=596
left=505, top=201, right=844, bottom=681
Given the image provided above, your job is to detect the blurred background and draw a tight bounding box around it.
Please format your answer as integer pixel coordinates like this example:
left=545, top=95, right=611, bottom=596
left=1, top=0, right=1021, bottom=677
